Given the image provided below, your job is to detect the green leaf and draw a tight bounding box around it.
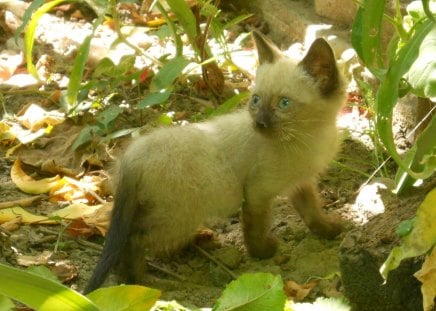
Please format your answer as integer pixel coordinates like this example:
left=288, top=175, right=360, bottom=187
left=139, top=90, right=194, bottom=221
left=406, top=24, right=436, bottom=100
left=150, top=56, right=191, bottom=92
left=209, top=91, right=250, bottom=117
left=26, top=265, right=59, bottom=283
left=0, top=263, right=98, bottom=311
left=351, top=0, right=386, bottom=78
left=96, top=105, right=122, bottom=130
left=14, top=0, right=45, bottom=44
left=86, top=285, right=161, bottom=311
left=376, top=19, right=434, bottom=180
left=213, top=273, right=286, bottom=311
left=67, top=15, right=105, bottom=110
left=380, top=188, right=436, bottom=280
left=138, top=89, right=172, bottom=108
left=396, top=218, right=415, bottom=237
left=422, top=0, right=436, bottom=21
left=0, top=294, right=15, bottom=311
left=24, top=0, right=67, bottom=78
left=72, top=125, right=103, bottom=150
left=165, top=0, right=198, bottom=46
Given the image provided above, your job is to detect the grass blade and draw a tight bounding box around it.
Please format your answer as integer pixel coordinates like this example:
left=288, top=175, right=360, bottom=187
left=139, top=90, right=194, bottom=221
left=24, top=0, right=67, bottom=78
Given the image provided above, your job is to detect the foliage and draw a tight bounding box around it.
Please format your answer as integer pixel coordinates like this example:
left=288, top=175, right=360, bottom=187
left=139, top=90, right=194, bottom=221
left=380, top=188, right=436, bottom=278
left=352, top=0, right=435, bottom=193
left=19, top=0, right=250, bottom=150
left=213, top=273, right=286, bottom=311
left=0, top=268, right=350, bottom=310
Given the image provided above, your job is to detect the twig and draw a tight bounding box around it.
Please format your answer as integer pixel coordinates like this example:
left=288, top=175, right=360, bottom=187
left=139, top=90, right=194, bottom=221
left=146, top=261, right=186, bottom=282
left=0, top=194, right=46, bottom=210
left=194, top=245, right=237, bottom=280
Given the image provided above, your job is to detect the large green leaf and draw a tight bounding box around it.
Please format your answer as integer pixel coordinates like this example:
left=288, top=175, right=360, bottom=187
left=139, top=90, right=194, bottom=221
left=0, top=263, right=98, bottom=311
left=213, top=273, right=286, bottom=311
left=376, top=19, right=434, bottom=180
left=87, top=285, right=161, bottom=311
left=351, top=0, right=386, bottom=79
left=406, top=24, right=436, bottom=100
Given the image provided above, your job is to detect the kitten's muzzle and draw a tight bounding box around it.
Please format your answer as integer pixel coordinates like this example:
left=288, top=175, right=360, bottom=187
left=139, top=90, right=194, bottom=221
left=255, top=108, right=273, bottom=129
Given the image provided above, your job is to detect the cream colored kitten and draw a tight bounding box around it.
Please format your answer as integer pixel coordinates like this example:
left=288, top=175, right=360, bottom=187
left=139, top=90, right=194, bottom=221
left=84, top=31, right=345, bottom=293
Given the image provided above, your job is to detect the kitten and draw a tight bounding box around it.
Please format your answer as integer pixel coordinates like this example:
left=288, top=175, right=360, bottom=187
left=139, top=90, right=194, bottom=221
left=84, top=31, right=345, bottom=294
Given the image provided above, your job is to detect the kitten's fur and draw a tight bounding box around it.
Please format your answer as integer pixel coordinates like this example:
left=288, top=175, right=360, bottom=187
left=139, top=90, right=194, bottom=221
left=84, top=31, right=345, bottom=294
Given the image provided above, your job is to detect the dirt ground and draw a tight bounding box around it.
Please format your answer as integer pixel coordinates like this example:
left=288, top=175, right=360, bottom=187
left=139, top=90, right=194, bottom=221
left=0, top=129, right=402, bottom=308
left=0, top=2, right=430, bottom=309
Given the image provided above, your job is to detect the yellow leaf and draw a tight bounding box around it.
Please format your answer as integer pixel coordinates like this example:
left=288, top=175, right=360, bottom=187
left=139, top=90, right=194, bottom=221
left=49, top=203, right=102, bottom=220
left=11, top=159, right=61, bottom=194
left=380, top=188, right=436, bottom=279
left=0, top=207, right=53, bottom=224
left=414, top=248, right=436, bottom=311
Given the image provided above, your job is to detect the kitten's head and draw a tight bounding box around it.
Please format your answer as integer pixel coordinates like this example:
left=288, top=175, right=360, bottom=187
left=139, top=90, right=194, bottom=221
left=249, top=31, right=345, bottom=141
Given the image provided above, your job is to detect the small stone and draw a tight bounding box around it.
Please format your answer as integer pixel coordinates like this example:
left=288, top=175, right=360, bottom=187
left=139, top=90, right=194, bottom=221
left=213, top=247, right=243, bottom=269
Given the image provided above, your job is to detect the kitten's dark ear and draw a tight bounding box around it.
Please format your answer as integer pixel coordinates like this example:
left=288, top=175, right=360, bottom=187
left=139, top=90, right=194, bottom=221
left=252, top=31, right=282, bottom=64
left=300, top=38, right=340, bottom=96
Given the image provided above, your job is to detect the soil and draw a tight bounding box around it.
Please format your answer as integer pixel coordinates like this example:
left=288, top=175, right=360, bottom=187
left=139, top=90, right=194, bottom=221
left=0, top=2, right=432, bottom=310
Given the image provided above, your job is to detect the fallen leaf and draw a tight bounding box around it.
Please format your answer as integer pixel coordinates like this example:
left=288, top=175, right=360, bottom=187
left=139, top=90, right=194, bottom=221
left=0, top=216, right=22, bottom=232
left=0, top=207, right=52, bottom=224
left=414, top=247, right=436, bottom=311
left=284, top=279, right=319, bottom=301
left=17, top=250, right=53, bottom=266
left=49, top=260, right=78, bottom=283
left=11, top=159, right=61, bottom=194
left=16, top=103, right=65, bottom=132
left=81, top=202, right=112, bottom=236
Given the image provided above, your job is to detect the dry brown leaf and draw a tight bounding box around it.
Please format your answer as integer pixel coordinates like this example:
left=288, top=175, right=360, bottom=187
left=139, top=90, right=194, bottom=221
left=82, top=202, right=112, bottom=236
left=284, top=279, right=319, bottom=301
left=414, top=248, right=436, bottom=311
left=49, top=260, right=78, bottom=283
left=16, top=250, right=53, bottom=266
left=11, top=159, right=61, bottom=194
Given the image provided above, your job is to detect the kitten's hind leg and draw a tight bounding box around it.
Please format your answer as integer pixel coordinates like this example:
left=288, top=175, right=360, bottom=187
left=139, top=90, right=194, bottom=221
left=117, top=209, right=149, bottom=285
left=291, top=182, right=342, bottom=239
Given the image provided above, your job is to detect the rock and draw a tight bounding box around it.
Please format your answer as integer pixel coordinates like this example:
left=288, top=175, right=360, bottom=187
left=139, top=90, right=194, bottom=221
left=339, top=190, right=424, bottom=310
left=314, top=0, right=358, bottom=26
left=213, top=247, right=243, bottom=269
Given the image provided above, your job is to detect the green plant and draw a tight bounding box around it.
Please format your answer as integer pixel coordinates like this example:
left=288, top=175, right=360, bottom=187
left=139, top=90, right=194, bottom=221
left=18, top=0, right=250, bottom=151
left=352, top=0, right=435, bottom=193
left=0, top=266, right=350, bottom=311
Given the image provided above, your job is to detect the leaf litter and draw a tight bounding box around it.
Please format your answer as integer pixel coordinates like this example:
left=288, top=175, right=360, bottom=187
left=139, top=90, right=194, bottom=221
left=0, top=1, right=433, bottom=309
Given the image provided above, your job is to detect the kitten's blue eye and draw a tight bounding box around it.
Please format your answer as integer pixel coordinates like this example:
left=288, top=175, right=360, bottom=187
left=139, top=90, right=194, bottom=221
left=278, top=97, right=291, bottom=109
left=251, top=95, right=261, bottom=107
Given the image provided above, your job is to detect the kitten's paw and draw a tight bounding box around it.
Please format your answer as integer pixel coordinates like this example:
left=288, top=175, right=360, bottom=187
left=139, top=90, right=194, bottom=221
left=310, top=215, right=343, bottom=239
left=245, top=235, right=278, bottom=259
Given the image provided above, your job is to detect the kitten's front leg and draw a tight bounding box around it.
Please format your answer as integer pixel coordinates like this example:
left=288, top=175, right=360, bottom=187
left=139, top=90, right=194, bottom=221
left=291, top=182, right=342, bottom=239
left=242, top=198, right=278, bottom=259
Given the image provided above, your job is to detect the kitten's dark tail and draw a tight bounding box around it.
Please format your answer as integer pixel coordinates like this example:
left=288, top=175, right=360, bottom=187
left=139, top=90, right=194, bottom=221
left=83, top=170, right=137, bottom=294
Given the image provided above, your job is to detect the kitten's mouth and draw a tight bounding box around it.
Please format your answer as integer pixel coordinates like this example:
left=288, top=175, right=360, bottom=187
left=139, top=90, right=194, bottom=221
left=253, top=123, right=277, bottom=136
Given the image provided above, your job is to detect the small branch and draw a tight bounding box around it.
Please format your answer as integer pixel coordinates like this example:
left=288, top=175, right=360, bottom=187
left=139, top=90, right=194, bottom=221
left=0, top=194, right=46, bottom=210
left=194, top=245, right=237, bottom=280
left=147, top=261, right=186, bottom=281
